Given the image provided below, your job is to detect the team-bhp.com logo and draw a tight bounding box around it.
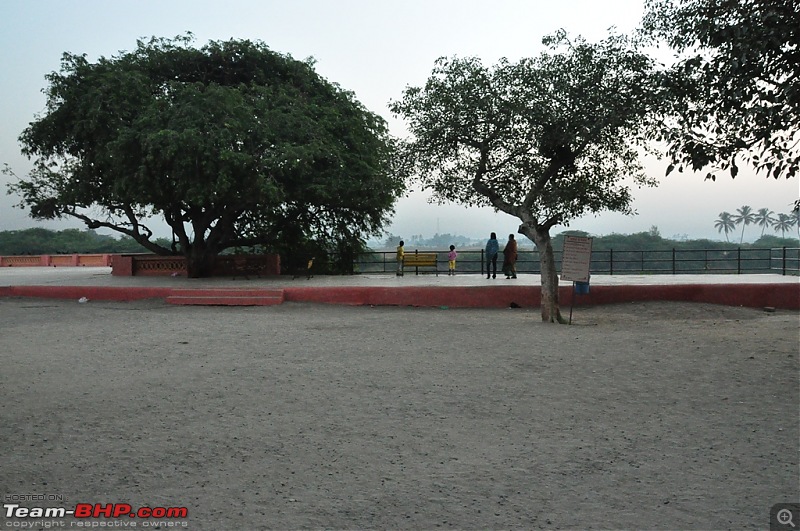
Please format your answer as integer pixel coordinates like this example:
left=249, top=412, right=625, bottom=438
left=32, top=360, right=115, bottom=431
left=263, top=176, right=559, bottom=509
left=4, top=502, right=188, bottom=519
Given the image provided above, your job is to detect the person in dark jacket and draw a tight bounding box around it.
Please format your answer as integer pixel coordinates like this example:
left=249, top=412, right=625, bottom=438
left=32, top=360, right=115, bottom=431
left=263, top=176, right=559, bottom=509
left=485, top=232, right=499, bottom=279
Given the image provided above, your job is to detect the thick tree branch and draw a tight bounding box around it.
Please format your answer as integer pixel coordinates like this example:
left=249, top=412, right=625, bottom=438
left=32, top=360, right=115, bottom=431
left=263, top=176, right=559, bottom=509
left=66, top=210, right=172, bottom=255
left=541, top=214, right=563, bottom=231
left=470, top=149, right=517, bottom=216
left=522, top=158, right=562, bottom=212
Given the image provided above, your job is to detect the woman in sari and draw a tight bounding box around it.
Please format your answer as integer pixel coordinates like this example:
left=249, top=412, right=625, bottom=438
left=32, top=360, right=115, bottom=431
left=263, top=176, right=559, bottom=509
left=502, top=234, right=518, bottom=279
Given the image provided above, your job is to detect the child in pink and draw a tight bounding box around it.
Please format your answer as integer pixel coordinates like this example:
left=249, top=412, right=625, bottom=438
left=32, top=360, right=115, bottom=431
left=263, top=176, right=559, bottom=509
left=447, top=245, right=458, bottom=276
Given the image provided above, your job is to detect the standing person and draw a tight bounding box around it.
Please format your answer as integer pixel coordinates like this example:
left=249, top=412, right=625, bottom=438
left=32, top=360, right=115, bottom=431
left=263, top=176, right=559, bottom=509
left=396, top=240, right=405, bottom=276
left=502, top=234, right=518, bottom=279
left=447, top=245, right=458, bottom=275
left=485, top=232, right=499, bottom=279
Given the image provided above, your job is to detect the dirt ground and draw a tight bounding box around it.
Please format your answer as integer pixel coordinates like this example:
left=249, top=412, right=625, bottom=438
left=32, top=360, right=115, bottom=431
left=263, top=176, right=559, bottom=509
left=1, top=298, right=798, bottom=530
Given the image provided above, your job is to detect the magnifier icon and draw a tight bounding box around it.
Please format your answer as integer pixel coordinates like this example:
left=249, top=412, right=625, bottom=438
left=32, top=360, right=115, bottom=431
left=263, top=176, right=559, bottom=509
left=778, top=508, right=796, bottom=527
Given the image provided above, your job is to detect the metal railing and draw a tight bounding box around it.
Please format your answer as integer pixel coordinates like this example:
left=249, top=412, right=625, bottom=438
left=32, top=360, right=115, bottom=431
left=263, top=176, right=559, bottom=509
left=342, top=247, right=800, bottom=276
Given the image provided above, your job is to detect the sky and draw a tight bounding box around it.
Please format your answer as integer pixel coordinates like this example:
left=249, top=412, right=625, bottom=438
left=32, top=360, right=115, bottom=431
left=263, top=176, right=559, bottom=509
left=0, top=0, right=797, bottom=244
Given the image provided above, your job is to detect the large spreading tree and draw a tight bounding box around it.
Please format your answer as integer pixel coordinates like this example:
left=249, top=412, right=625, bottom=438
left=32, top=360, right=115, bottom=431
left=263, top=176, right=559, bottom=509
left=7, top=35, right=404, bottom=277
left=390, top=32, right=662, bottom=323
left=641, top=0, right=799, bottom=183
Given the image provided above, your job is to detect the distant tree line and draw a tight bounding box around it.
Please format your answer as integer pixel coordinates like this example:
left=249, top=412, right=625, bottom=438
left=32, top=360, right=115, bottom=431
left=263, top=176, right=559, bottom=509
left=370, top=227, right=799, bottom=258
left=551, top=227, right=799, bottom=253
left=379, top=225, right=799, bottom=253
left=0, top=228, right=170, bottom=255
left=714, top=206, right=799, bottom=243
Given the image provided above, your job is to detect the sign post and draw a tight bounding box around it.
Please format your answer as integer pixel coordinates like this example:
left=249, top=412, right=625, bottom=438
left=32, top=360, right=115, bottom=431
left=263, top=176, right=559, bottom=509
left=561, top=235, right=593, bottom=324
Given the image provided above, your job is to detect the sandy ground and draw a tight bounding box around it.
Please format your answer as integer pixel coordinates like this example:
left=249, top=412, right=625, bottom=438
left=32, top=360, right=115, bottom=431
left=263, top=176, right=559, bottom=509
left=0, top=298, right=798, bottom=530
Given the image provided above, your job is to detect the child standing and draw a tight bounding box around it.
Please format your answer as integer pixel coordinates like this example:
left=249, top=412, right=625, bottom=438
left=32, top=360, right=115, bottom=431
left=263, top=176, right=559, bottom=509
left=396, top=240, right=405, bottom=276
left=447, top=245, right=458, bottom=275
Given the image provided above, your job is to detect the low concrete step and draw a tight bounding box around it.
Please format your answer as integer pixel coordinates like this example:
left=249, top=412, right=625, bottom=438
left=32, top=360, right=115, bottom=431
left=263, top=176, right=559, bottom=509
left=165, top=288, right=284, bottom=306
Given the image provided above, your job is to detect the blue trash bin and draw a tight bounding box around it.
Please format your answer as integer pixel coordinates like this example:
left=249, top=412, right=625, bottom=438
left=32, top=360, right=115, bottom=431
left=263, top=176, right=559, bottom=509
left=574, top=279, right=590, bottom=295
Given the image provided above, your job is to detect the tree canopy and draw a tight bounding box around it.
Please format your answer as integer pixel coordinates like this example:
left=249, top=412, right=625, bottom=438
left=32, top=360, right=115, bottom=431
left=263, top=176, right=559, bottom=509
left=641, top=0, right=800, bottom=182
left=390, top=31, right=663, bottom=322
left=7, top=35, right=404, bottom=276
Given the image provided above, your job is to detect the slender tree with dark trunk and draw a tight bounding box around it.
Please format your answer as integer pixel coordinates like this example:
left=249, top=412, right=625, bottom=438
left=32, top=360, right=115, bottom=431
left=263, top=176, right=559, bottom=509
left=390, top=31, right=663, bottom=322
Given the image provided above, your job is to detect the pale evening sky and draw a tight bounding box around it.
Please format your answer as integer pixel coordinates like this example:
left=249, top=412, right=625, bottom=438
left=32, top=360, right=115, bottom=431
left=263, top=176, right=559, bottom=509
left=0, top=0, right=797, bottom=243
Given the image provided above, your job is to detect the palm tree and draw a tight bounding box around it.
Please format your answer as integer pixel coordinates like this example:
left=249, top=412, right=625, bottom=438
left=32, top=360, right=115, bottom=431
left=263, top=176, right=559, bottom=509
left=773, top=213, right=793, bottom=239
left=714, top=211, right=736, bottom=242
left=733, top=205, right=755, bottom=243
left=753, top=207, right=775, bottom=236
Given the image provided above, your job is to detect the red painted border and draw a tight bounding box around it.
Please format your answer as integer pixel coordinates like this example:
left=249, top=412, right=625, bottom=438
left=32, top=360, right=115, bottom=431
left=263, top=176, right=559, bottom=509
left=284, top=284, right=799, bottom=310
left=1, top=283, right=797, bottom=309
left=565, top=284, right=800, bottom=310
left=283, top=286, right=539, bottom=307
left=3, top=286, right=173, bottom=301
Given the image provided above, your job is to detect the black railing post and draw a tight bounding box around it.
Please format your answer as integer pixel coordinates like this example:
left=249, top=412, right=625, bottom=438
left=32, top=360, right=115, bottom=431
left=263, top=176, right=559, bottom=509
left=481, top=249, right=485, bottom=276
left=737, top=247, right=741, bottom=274
left=672, top=248, right=676, bottom=274
left=609, top=249, right=614, bottom=275
left=783, top=246, right=787, bottom=276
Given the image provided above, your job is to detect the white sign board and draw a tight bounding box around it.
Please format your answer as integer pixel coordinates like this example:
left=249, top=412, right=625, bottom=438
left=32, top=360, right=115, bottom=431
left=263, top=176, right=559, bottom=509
left=561, top=235, right=593, bottom=282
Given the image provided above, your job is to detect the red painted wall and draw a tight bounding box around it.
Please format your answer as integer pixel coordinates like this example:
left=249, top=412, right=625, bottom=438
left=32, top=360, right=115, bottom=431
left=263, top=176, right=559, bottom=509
left=1, top=282, right=797, bottom=309
left=283, top=283, right=799, bottom=310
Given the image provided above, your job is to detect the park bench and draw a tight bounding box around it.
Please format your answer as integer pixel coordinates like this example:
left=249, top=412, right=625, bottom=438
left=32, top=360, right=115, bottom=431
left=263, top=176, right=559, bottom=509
left=403, top=252, right=438, bottom=276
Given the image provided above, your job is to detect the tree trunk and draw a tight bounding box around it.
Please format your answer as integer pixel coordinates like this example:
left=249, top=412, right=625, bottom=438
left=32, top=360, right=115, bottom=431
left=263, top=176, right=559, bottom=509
left=185, top=243, right=215, bottom=278
left=519, top=225, right=566, bottom=323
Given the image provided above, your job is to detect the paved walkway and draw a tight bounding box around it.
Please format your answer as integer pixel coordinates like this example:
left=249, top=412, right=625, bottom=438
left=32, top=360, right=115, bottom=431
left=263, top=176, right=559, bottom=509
left=1, top=266, right=797, bottom=288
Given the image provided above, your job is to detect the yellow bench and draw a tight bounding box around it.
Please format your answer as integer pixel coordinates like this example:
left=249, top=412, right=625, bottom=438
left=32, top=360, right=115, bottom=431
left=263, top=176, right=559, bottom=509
left=403, top=252, right=438, bottom=276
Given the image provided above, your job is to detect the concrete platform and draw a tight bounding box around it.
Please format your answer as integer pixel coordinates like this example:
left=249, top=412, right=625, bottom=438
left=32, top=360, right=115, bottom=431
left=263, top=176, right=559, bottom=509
left=1, top=267, right=798, bottom=309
